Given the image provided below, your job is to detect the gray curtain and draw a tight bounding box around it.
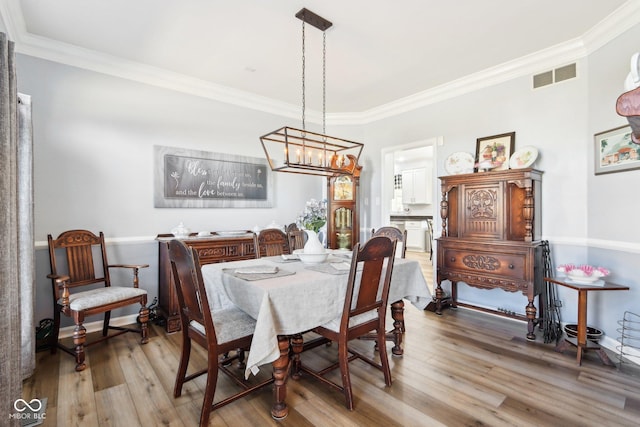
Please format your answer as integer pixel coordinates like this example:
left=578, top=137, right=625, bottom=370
left=18, top=93, right=34, bottom=380
left=1, top=31, right=33, bottom=425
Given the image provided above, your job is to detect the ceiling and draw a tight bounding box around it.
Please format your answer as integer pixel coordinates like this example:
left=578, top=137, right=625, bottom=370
left=1, top=0, right=637, bottom=121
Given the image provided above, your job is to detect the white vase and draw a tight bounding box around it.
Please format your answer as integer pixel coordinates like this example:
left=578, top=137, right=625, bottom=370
left=303, top=230, right=325, bottom=254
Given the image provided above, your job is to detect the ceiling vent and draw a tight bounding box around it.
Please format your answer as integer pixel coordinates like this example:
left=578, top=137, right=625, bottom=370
left=533, top=63, right=576, bottom=89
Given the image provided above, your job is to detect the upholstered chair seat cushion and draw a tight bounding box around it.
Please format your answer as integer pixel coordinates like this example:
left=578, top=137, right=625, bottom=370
left=320, top=310, right=378, bottom=333
left=60, top=287, right=147, bottom=311
left=190, top=307, right=256, bottom=344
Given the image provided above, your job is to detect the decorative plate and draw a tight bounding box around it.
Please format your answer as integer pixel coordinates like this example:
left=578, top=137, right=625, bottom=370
left=445, top=152, right=475, bottom=175
left=509, top=146, right=538, bottom=169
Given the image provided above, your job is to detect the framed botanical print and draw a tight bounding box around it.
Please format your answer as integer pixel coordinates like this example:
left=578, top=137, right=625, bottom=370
left=474, top=132, right=516, bottom=172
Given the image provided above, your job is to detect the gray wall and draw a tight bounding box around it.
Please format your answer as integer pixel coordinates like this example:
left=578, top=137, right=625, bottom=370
left=17, top=22, right=640, bottom=348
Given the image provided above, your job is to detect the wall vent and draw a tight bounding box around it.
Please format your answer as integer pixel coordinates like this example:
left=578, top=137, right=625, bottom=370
left=533, top=71, right=553, bottom=88
left=533, top=63, right=577, bottom=89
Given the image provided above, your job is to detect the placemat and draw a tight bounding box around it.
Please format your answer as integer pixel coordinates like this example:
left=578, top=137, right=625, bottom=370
left=270, top=254, right=300, bottom=263
left=305, top=262, right=354, bottom=275
left=223, top=266, right=296, bottom=281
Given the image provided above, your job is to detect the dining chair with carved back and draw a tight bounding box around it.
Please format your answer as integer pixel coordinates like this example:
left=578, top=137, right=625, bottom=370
left=46, top=229, right=149, bottom=372
left=285, top=222, right=298, bottom=234
left=369, top=226, right=407, bottom=338
left=257, top=228, right=291, bottom=257
left=371, top=226, right=407, bottom=259
left=287, top=225, right=308, bottom=251
left=297, top=235, right=397, bottom=410
left=168, top=239, right=273, bottom=427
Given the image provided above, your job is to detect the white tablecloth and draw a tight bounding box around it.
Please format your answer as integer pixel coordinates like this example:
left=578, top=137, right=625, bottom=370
left=200, top=255, right=431, bottom=378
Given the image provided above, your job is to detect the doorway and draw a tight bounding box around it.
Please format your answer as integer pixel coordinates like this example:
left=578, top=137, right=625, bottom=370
left=380, top=137, right=441, bottom=292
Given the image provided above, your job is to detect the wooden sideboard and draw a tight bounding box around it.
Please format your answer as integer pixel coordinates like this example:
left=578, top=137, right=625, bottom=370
left=157, top=232, right=257, bottom=332
left=435, top=168, right=543, bottom=340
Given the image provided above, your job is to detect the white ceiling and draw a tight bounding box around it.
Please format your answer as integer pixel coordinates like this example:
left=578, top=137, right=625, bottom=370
left=1, top=0, right=638, bottom=121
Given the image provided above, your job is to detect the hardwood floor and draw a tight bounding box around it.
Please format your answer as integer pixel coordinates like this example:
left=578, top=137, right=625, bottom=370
left=23, top=265, right=640, bottom=426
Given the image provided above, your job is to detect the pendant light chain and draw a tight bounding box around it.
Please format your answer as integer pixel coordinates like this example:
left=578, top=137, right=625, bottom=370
left=322, top=31, right=327, bottom=137
left=301, top=20, right=306, bottom=133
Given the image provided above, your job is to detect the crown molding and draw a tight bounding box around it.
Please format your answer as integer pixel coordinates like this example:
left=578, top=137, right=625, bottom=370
left=3, top=1, right=640, bottom=125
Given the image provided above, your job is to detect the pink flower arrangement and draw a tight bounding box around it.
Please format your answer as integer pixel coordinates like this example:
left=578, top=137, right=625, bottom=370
left=556, top=264, right=610, bottom=278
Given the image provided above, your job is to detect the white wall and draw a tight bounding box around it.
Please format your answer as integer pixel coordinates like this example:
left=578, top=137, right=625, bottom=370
left=17, top=55, right=324, bottom=240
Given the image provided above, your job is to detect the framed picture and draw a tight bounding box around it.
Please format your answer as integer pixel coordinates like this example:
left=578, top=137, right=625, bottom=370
left=594, top=125, right=640, bottom=175
left=475, top=132, right=515, bottom=172
left=154, top=145, right=273, bottom=208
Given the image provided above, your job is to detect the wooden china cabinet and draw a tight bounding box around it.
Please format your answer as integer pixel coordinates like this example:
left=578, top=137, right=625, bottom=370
left=326, top=162, right=362, bottom=250
left=435, top=168, right=543, bottom=340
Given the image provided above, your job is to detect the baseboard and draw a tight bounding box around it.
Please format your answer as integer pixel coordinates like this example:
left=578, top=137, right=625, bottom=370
left=58, top=314, right=140, bottom=339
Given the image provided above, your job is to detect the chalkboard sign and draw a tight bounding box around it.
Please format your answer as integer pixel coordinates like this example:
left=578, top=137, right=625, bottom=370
left=154, top=145, right=273, bottom=208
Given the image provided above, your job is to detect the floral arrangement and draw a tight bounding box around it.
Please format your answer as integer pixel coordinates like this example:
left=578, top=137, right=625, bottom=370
left=296, top=198, right=327, bottom=233
left=557, top=264, right=610, bottom=278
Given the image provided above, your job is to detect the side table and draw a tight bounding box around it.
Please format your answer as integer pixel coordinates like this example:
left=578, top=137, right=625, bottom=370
left=545, top=277, right=629, bottom=366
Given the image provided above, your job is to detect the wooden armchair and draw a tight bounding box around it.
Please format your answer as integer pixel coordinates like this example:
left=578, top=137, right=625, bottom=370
left=257, top=228, right=291, bottom=257
left=47, top=229, right=149, bottom=371
left=297, top=236, right=397, bottom=410
left=168, top=240, right=273, bottom=426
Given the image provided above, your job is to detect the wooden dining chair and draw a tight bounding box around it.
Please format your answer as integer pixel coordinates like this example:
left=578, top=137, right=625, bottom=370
left=168, top=239, right=273, bottom=427
left=47, top=229, right=149, bottom=371
left=371, top=226, right=407, bottom=259
left=257, top=228, right=291, bottom=257
left=288, top=228, right=308, bottom=251
left=298, top=236, right=397, bottom=410
left=285, top=222, right=298, bottom=234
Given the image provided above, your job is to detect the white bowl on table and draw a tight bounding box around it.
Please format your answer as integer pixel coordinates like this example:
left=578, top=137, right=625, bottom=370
left=293, top=249, right=328, bottom=264
left=566, top=269, right=607, bottom=284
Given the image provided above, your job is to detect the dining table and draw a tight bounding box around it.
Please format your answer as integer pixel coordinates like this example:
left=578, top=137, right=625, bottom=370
left=200, top=251, right=431, bottom=419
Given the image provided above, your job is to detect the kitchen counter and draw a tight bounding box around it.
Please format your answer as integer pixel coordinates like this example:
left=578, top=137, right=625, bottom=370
left=390, top=215, right=432, bottom=221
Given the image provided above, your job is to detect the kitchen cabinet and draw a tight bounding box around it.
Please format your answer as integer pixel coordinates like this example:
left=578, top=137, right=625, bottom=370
left=401, top=167, right=430, bottom=204
left=405, top=220, right=427, bottom=251
left=435, top=168, right=543, bottom=340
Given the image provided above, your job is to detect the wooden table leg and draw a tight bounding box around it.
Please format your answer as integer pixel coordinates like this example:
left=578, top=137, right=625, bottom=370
left=290, top=334, right=303, bottom=380
left=271, top=336, right=290, bottom=420
left=576, top=290, right=588, bottom=366
left=390, top=300, right=404, bottom=356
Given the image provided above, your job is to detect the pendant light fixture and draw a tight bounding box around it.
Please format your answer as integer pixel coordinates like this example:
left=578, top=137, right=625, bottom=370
left=260, top=8, right=363, bottom=177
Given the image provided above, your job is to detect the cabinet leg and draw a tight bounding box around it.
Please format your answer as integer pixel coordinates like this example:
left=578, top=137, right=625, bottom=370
left=435, top=284, right=444, bottom=315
